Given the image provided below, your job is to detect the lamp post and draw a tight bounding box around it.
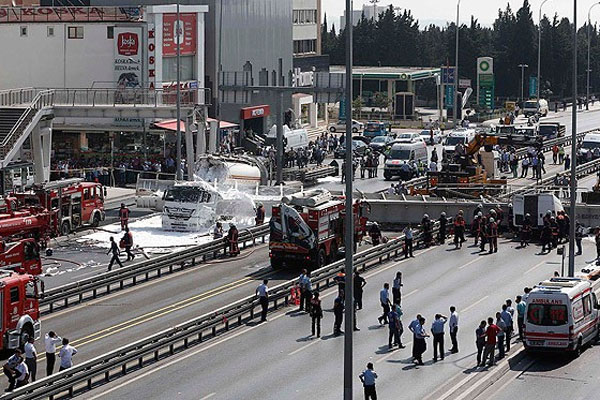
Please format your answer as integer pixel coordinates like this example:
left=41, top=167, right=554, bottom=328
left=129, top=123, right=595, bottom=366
left=175, top=0, right=182, bottom=180
left=587, top=2, right=600, bottom=111
left=518, top=64, right=528, bottom=102
left=454, top=0, right=461, bottom=127
left=369, top=0, right=379, bottom=21
left=569, top=0, right=578, bottom=276
left=537, top=0, right=550, bottom=105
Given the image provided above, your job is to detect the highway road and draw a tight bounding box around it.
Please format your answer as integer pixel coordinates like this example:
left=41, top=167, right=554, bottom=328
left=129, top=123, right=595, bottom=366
left=77, top=234, right=599, bottom=399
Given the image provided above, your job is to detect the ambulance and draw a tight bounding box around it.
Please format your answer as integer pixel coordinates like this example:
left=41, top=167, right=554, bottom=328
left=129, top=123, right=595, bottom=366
left=524, top=278, right=600, bottom=356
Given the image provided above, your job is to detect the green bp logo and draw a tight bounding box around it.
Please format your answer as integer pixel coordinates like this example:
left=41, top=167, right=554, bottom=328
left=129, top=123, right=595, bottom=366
left=479, top=60, right=490, bottom=72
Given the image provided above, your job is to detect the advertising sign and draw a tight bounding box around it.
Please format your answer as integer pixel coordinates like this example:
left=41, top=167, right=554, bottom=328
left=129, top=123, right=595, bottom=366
left=148, top=24, right=156, bottom=90
left=529, top=76, right=538, bottom=98
left=163, top=13, right=197, bottom=56
left=477, top=57, right=494, bottom=75
left=442, top=67, right=456, bottom=85
left=114, top=26, right=142, bottom=90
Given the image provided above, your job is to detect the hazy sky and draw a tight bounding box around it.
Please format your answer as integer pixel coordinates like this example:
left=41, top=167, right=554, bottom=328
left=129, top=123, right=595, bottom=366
left=323, top=1, right=600, bottom=29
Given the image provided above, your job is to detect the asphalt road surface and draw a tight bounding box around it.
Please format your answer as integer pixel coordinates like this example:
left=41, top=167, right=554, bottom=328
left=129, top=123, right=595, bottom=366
left=75, top=235, right=599, bottom=400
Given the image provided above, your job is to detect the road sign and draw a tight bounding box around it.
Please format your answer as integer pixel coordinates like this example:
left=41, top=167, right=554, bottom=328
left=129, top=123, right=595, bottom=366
left=445, top=85, right=455, bottom=108
left=529, top=76, right=538, bottom=98
left=442, top=67, right=456, bottom=85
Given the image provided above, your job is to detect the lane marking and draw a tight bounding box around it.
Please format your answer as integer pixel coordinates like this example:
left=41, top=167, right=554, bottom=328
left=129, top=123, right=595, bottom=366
left=288, top=338, right=320, bottom=356
left=403, top=289, right=419, bottom=298
left=85, top=312, right=288, bottom=400
left=525, top=260, right=548, bottom=274
left=459, top=257, right=485, bottom=270
left=462, top=296, right=489, bottom=313
left=199, top=393, right=216, bottom=400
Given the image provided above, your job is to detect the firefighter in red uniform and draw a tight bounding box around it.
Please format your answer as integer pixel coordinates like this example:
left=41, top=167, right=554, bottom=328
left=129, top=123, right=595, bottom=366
left=255, top=203, right=265, bottom=226
left=121, top=228, right=135, bottom=261
left=226, top=223, right=240, bottom=256
left=488, top=217, right=498, bottom=253
left=453, top=210, right=466, bottom=249
left=119, top=203, right=130, bottom=231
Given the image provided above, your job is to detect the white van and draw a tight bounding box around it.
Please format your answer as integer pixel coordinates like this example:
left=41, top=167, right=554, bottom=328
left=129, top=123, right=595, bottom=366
left=579, top=132, right=600, bottom=159
left=265, top=125, right=309, bottom=151
left=524, top=278, right=600, bottom=355
left=523, top=99, right=549, bottom=117
left=383, top=142, right=428, bottom=180
left=443, top=129, right=476, bottom=157
left=512, top=193, right=564, bottom=228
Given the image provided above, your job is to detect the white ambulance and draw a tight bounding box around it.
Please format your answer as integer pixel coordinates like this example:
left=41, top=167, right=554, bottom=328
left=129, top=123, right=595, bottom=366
left=524, top=278, right=600, bottom=356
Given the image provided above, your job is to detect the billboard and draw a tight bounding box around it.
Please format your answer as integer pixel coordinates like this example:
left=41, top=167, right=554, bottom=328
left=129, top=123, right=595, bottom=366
left=163, top=13, right=197, bottom=57
left=114, top=27, right=142, bottom=90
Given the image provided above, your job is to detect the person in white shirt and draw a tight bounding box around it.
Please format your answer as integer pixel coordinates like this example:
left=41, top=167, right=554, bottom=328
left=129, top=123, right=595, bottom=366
left=255, top=279, right=269, bottom=322
left=3, top=349, right=23, bottom=392
left=24, top=337, right=37, bottom=382
left=58, top=338, right=77, bottom=371
left=449, top=306, right=459, bottom=353
left=44, top=331, right=62, bottom=376
left=378, top=283, right=391, bottom=325
left=14, top=359, right=28, bottom=389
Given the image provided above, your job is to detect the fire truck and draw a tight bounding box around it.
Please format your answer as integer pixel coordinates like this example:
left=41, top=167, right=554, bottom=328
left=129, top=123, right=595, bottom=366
left=0, top=238, right=43, bottom=351
left=0, top=197, right=53, bottom=244
left=269, top=189, right=367, bottom=270
left=13, top=178, right=106, bottom=237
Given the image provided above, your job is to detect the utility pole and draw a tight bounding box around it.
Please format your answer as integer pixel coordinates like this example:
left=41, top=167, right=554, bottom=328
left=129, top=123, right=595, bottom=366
left=343, top=0, right=354, bottom=398
left=538, top=0, right=550, bottom=105
left=518, top=64, right=528, bottom=102
left=569, top=0, right=577, bottom=276
left=454, top=0, right=461, bottom=127
left=175, top=0, right=182, bottom=180
left=587, top=3, right=600, bottom=111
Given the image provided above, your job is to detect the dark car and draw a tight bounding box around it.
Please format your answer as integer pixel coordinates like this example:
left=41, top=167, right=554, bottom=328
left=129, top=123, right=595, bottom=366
left=334, top=140, right=368, bottom=159
left=368, top=135, right=395, bottom=153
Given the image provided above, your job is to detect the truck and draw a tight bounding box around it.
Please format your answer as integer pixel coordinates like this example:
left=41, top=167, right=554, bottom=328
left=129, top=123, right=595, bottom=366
left=12, top=178, right=106, bottom=237
left=363, top=121, right=390, bottom=141
left=162, top=181, right=222, bottom=232
left=512, top=193, right=564, bottom=229
left=538, top=122, right=566, bottom=139
left=268, top=189, right=367, bottom=270
left=523, top=99, right=549, bottom=117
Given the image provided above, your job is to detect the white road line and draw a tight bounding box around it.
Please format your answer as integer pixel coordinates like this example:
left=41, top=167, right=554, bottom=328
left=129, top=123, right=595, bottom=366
left=403, top=289, right=419, bottom=298
left=525, top=260, right=548, bottom=274
left=288, top=338, right=320, bottom=356
left=375, top=341, right=412, bottom=364
left=199, top=393, right=216, bottom=400
left=458, top=257, right=484, bottom=270
left=462, top=296, right=489, bottom=313
left=85, top=312, right=287, bottom=400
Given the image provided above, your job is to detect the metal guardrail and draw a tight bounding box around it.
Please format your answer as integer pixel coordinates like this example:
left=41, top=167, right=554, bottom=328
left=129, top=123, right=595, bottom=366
left=40, top=224, right=270, bottom=314
left=3, top=224, right=438, bottom=400
left=0, top=88, right=36, bottom=107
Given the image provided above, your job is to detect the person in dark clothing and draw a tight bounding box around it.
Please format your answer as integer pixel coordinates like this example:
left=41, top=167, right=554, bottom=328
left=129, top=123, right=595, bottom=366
left=369, top=222, right=382, bottom=246
left=438, top=212, right=447, bottom=244
left=540, top=223, right=553, bottom=253
left=475, top=320, right=487, bottom=367
left=119, top=203, right=130, bottom=231
left=333, top=296, right=344, bottom=336
left=310, top=291, right=323, bottom=337
left=453, top=210, right=466, bottom=249
left=354, top=271, right=366, bottom=310
left=255, top=203, right=265, bottom=225
left=107, top=236, right=124, bottom=271
left=226, top=223, right=240, bottom=256
left=421, top=214, right=433, bottom=247
left=121, top=228, right=134, bottom=261
left=521, top=214, right=532, bottom=247
left=550, top=217, right=559, bottom=249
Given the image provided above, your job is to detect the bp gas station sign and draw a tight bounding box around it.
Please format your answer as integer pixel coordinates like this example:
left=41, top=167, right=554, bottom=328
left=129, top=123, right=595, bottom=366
left=477, top=57, right=495, bottom=109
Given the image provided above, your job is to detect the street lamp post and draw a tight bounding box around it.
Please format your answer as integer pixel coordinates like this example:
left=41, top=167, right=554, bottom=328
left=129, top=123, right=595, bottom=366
left=175, top=0, right=182, bottom=181
left=369, top=0, right=379, bottom=21
left=569, top=0, right=578, bottom=276
left=587, top=2, right=600, bottom=111
left=537, top=0, right=550, bottom=105
left=454, top=0, right=461, bottom=127
left=518, top=64, right=528, bottom=102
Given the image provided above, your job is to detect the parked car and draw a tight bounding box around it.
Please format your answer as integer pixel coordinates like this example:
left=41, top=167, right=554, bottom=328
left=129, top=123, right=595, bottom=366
left=419, top=129, right=443, bottom=145
left=368, top=135, right=396, bottom=152
left=328, top=119, right=364, bottom=133
left=334, top=139, right=368, bottom=158
left=394, top=132, right=424, bottom=144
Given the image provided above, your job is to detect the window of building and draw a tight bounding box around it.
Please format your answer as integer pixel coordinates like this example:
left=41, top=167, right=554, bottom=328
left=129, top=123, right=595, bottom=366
left=107, top=26, right=114, bottom=39
left=20, top=26, right=27, bottom=37
left=293, top=39, right=317, bottom=55
left=68, top=26, right=84, bottom=39
left=293, top=9, right=317, bottom=25
left=162, top=56, right=195, bottom=82
left=47, top=26, right=55, bottom=37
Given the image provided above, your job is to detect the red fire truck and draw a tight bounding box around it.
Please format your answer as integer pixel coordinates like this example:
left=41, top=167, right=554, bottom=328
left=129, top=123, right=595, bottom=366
left=0, top=238, right=43, bottom=351
left=0, top=197, right=52, bottom=244
left=269, top=190, right=367, bottom=270
left=13, top=178, right=106, bottom=237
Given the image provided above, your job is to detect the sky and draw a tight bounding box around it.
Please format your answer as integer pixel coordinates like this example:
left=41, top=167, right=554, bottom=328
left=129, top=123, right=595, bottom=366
left=322, top=0, right=600, bottom=29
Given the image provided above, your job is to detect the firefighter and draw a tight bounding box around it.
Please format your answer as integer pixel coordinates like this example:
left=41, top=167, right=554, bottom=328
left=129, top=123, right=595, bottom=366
left=255, top=203, right=265, bottom=226
left=473, top=204, right=483, bottom=219
left=453, top=210, right=466, bottom=249
left=438, top=212, right=447, bottom=244
left=119, top=203, right=130, bottom=231
left=369, top=222, right=382, bottom=246
left=121, top=228, right=134, bottom=262
left=421, top=214, right=433, bottom=247
left=226, top=223, right=240, bottom=256
left=107, top=236, right=124, bottom=271
left=540, top=222, right=553, bottom=254
left=557, top=210, right=567, bottom=243
left=472, top=214, right=482, bottom=246
left=520, top=213, right=532, bottom=247
left=550, top=216, right=559, bottom=249
left=479, top=215, right=488, bottom=252
left=334, top=268, right=345, bottom=298
left=488, top=217, right=498, bottom=253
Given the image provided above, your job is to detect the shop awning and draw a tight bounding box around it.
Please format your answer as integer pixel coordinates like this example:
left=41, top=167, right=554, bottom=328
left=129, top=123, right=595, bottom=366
left=153, top=118, right=238, bottom=132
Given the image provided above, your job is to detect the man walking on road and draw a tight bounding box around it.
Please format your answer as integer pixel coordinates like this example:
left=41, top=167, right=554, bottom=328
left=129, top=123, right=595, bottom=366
left=256, top=279, right=269, bottom=322
left=24, top=337, right=37, bottom=382
left=44, top=331, right=62, bottom=376
left=378, top=283, right=391, bottom=325
left=475, top=320, right=487, bottom=367
left=387, top=306, right=404, bottom=349
left=392, top=272, right=402, bottom=305
left=482, top=317, right=500, bottom=367
left=107, top=236, right=124, bottom=271
left=354, top=271, right=366, bottom=310
left=449, top=306, right=459, bottom=353
left=431, top=313, right=448, bottom=362
left=359, top=362, right=378, bottom=400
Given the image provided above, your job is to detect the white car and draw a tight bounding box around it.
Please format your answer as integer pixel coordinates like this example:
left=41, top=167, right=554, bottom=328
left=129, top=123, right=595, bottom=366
left=394, top=132, right=424, bottom=144
left=419, top=129, right=443, bottom=145
left=328, top=119, right=364, bottom=133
